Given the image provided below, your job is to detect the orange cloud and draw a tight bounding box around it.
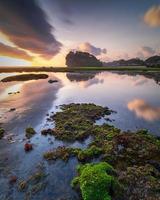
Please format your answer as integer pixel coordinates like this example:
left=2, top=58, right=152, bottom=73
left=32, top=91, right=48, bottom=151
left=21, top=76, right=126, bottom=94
left=0, top=0, right=62, bottom=59
left=128, top=99, right=160, bottom=121
left=144, top=5, right=160, bottom=27
left=0, top=42, right=33, bottom=61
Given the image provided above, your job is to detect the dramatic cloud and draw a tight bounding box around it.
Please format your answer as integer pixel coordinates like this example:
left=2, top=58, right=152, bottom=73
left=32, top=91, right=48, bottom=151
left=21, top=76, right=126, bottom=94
left=77, top=42, right=107, bottom=56
left=56, top=0, right=74, bottom=25
left=0, top=42, right=33, bottom=61
left=128, top=99, right=160, bottom=121
left=0, top=0, right=62, bottom=59
left=137, top=46, right=156, bottom=59
left=144, top=5, right=160, bottom=27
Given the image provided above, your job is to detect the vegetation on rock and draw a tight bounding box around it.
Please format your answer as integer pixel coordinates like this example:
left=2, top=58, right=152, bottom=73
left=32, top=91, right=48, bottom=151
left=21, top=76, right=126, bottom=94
left=71, top=162, right=123, bottom=200
left=43, top=145, right=103, bottom=162
left=42, top=103, right=160, bottom=199
left=49, top=103, right=112, bottom=141
left=25, top=127, right=36, bottom=139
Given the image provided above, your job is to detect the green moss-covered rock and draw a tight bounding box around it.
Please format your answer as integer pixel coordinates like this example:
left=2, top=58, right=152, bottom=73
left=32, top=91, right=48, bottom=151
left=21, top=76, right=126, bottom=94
left=43, top=145, right=103, bottom=163
left=50, top=103, right=112, bottom=141
left=0, top=127, right=5, bottom=139
left=77, top=145, right=103, bottom=162
left=42, top=103, right=160, bottom=200
left=72, top=162, right=122, bottom=200
left=43, top=146, right=72, bottom=161
left=25, top=127, right=36, bottom=139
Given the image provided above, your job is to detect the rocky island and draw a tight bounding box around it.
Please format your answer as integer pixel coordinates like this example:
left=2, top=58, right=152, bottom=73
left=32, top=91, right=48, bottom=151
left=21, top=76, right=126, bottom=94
left=66, top=51, right=103, bottom=67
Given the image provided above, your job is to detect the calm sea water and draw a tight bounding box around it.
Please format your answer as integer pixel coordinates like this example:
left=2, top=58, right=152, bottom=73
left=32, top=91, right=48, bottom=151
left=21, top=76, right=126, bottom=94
left=0, top=71, right=160, bottom=199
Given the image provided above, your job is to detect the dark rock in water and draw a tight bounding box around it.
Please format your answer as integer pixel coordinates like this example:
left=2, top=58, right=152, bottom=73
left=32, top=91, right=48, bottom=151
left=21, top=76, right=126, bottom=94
left=24, top=143, right=33, bottom=152
left=41, top=129, right=54, bottom=136
left=0, top=127, right=5, bottom=139
left=1, top=74, right=48, bottom=82
left=48, top=79, right=58, bottom=83
left=8, top=91, right=20, bottom=95
left=9, top=176, right=17, bottom=184
left=66, top=51, right=102, bottom=67
left=9, top=108, right=16, bottom=112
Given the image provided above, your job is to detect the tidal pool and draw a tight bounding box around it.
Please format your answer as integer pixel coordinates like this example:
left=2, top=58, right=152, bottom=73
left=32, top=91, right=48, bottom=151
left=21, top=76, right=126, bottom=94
left=0, top=71, right=160, bottom=199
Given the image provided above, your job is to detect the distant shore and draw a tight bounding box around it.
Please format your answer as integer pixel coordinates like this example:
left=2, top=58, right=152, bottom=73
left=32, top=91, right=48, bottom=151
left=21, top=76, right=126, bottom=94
left=0, top=66, right=160, bottom=73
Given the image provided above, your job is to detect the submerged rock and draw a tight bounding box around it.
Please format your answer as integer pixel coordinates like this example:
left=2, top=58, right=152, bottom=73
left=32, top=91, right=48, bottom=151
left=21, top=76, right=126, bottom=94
left=9, top=176, right=17, bottom=184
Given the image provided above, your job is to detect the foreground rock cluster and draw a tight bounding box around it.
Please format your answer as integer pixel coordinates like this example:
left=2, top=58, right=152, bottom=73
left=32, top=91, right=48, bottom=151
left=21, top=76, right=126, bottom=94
left=42, top=103, right=160, bottom=200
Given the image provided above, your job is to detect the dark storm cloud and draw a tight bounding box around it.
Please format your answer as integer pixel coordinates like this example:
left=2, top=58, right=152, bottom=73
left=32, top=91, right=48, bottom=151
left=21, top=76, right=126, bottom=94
left=44, top=0, right=74, bottom=25
left=0, top=0, right=62, bottom=59
left=0, top=42, right=33, bottom=61
left=58, top=0, right=74, bottom=25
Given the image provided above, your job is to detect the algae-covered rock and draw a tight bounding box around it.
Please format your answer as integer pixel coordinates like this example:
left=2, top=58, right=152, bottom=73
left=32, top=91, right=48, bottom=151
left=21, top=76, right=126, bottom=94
left=42, top=103, right=160, bottom=200
left=43, top=145, right=103, bottom=163
left=119, top=164, right=160, bottom=199
left=43, top=146, right=72, bottom=161
left=51, top=103, right=112, bottom=141
left=25, top=127, right=36, bottom=139
left=72, top=162, right=123, bottom=200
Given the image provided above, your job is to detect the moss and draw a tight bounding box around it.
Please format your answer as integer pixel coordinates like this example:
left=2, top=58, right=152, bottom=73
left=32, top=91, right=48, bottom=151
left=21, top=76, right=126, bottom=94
left=44, top=145, right=103, bottom=163
left=25, top=127, right=36, bottom=138
left=43, top=146, right=72, bottom=161
left=72, top=162, right=122, bottom=200
left=77, top=145, right=103, bottom=162
left=0, top=127, right=5, bottom=139
left=50, top=103, right=112, bottom=141
left=42, top=103, right=160, bottom=199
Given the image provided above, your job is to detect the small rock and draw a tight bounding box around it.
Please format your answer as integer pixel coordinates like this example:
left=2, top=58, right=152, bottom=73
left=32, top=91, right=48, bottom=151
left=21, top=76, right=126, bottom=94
left=9, top=108, right=16, bottom=112
left=41, top=129, right=53, bottom=136
left=48, top=79, right=58, bottom=84
left=24, top=143, right=33, bottom=152
left=9, top=176, right=17, bottom=184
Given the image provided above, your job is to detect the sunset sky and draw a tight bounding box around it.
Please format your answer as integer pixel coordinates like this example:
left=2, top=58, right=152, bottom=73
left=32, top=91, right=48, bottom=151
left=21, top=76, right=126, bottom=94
left=0, top=0, right=160, bottom=67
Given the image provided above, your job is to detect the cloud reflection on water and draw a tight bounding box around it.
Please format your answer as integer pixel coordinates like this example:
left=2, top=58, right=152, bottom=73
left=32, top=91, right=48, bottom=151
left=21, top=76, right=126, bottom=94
left=128, top=99, right=160, bottom=122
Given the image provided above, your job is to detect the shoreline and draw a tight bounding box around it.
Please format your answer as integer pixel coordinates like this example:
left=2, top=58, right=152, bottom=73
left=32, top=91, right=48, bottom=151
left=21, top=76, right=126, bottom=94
left=0, top=66, right=160, bottom=73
